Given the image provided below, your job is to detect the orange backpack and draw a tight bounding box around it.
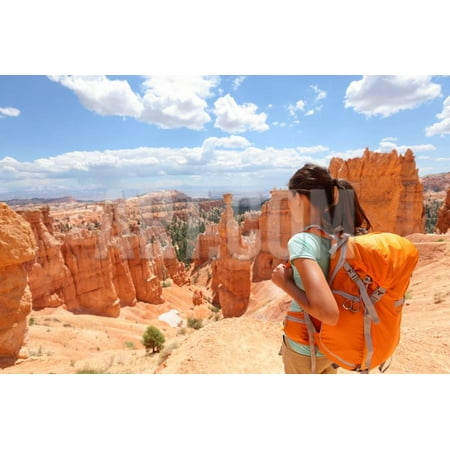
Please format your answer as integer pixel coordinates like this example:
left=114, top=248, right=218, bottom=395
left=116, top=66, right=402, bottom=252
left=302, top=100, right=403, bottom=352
left=284, top=225, right=419, bottom=373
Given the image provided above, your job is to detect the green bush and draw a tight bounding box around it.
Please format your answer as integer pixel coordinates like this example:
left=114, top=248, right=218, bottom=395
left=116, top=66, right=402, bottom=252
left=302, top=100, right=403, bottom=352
left=187, top=318, right=203, bottom=330
left=142, top=325, right=165, bottom=353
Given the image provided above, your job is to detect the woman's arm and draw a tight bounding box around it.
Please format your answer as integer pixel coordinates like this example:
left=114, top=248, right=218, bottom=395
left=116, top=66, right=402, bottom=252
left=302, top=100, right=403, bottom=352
left=294, top=258, right=339, bottom=325
left=271, top=260, right=339, bottom=325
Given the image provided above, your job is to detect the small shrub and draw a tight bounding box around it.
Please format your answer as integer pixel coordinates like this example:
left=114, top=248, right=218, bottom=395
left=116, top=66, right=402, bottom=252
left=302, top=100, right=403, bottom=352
left=142, top=325, right=165, bottom=353
left=124, top=341, right=135, bottom=349
left=29, top=317, right=36, bottom=326
left=187, top=318, right=203, bottom=330
left=76, top=367, right=107, bottom=374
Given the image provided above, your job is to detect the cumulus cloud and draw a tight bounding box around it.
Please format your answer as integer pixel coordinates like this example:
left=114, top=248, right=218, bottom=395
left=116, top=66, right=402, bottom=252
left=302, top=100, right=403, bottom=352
left=425, top=96, right=450, bottom=136
left=344, top=76, right=442, bottom=117
left=0, top=106, right=21, bottom=118
left=139, top=76, right=219, bottom=129
left=48, top=75, right=220, bottom=130
left=213, top=94, right=269, bottom=133
left=48, top=75, right=143, bottom=117
left=0, top=139, right=327, bottom=196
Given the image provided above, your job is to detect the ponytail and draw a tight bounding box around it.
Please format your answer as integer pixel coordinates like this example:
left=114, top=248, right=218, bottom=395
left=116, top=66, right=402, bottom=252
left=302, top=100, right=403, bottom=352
left=288, top=164, right=371, bottom=235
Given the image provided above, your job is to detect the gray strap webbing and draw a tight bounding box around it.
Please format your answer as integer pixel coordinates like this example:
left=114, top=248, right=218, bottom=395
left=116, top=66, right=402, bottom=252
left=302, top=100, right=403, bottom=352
left=285, top=314, right=306, bottom=324
left=343, top=262, right=380, bottom=324
left=394, top=298, right=405, bottom=307
left=363, top=310, right=374, bottom=370
left=304, top=312, right=318, bottom=374
left=328, top=240, right=348, bottom=285
left=371, top=287, right=387, bottom=303
left=332, top=290, right=360, bottom=303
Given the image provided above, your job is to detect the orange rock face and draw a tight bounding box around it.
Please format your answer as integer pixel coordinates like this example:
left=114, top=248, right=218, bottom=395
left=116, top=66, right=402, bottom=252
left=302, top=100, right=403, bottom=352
left=15, top=197, right=196, bottom=317
left=0, top=203, right=36, bottom=365
left=252, top=190, right=292, bottom=282
left=192, top=224, right=220, bottom=267
left=329, top=149, right=424, bottom=235
left=16, top=207, right=75, bottom=310
left=211, top=194, right=254, bottom=318
left=436, top=188, right=450, bottom=234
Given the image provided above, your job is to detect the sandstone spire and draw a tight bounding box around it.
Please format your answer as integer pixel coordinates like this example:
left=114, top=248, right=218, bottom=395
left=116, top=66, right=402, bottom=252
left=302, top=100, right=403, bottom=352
left=329, top=149, right=424, bottom=235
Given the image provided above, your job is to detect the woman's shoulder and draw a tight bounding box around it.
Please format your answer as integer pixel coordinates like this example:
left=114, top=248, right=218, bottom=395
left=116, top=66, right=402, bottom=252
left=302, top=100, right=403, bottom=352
left=288, top=231, right=323, bottom=245
left=288, top=231, right=330, bottom=260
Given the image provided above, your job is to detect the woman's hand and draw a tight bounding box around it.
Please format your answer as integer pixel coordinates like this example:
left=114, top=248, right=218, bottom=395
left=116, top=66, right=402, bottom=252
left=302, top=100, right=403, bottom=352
left=271, top=262, right=293, bottom=291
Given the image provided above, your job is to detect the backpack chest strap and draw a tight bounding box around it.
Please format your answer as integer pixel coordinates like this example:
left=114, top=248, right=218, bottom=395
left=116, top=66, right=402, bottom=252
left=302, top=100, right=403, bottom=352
left=343, top=262, right=380, bottom=324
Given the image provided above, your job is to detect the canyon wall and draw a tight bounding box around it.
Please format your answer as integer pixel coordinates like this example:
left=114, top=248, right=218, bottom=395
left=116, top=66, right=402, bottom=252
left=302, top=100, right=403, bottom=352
left=0, top=203, right=36, bottom=366
left=16, top=201, right=190, bottom=317
left=436, top=188, right=450, bottom=234
left=329, top=149, right=424, bottom=235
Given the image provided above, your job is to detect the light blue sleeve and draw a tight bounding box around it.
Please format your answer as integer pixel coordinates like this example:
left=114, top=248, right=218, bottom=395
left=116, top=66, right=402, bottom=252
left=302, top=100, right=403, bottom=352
left=288, top=232, right=322, bottom=262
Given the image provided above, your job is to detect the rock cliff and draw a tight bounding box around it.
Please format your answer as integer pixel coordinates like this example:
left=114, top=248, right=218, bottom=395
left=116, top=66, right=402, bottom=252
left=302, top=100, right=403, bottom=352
left=329, top=149, right=424, bottom=235
left=211, top=194, right=255, bottom=317
left=17, top=206, right=75, bottom=310
left=192, top=224, right=220, bottom=266
left=252, top=190, right=292, bottom=282
left=16, top=201, right=191, bottom=317
left=0, top=203, right=36, bottom=366
left=436, top=188, right=450, bottom=234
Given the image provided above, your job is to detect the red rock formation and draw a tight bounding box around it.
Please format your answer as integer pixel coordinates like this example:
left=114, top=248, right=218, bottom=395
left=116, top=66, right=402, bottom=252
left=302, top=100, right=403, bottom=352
left=16, top=207, right=76, bottom=310
left=0, top=203, right=36, bottom=366
left=211, top=194, right=254, bottom=318
left=192, top=223, right=220, bottom=266
left=252, top=190, right=292, bottom=282
left=241, top=211, right=260, bottom=235
left=119, top=233, right=162, bottom=304
left=329, top=149, right=424, bottom=235
left=436, top=188, right=450, bottom=234
left=161, top=243, right=190, bottom=286
left=192, top=290, right=204, bottom=306
left=62, top=229, right=121, bottom=317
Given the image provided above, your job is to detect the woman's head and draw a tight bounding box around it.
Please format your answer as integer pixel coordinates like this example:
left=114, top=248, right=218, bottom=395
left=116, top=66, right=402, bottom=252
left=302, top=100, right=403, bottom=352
left=288, top=163, right=371, bottom=234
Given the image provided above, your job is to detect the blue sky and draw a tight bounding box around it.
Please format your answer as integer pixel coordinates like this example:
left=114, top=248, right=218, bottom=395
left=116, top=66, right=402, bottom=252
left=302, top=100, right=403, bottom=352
left=1, top=75, right=449, bottom=200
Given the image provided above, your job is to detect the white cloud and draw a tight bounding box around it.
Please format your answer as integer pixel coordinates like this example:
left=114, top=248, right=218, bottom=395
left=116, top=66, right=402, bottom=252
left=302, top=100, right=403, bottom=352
left=0, top=107, right=21, bottom=118
left=288, top=99, right=305, bottom=117
left=344, top=75, right=442, bottom=117
left=232, top=76, right=247, bottom=90
left=48, top=75, right=143, bottom=117
left=48, top=75, right=220, bottom=130
left=311, top=85, right=327, bottom=101
left=377, top=137, right=435, bottom=153
left=139, top=76, right=219, bottom=129
left=425, top=96, right=450, bottom=136
left=213, top=94, right=269, bottom=132
left=0, top=140, right=329, bottom=196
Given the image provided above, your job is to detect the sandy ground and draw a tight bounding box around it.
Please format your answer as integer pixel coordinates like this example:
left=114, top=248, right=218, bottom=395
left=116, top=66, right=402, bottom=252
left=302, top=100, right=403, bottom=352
left=1, top=233, right=449, bottom=375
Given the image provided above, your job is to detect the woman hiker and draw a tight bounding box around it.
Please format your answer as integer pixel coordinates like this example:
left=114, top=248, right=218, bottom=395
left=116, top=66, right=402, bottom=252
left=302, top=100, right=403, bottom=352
left=271, top=163, right=372, bottom=374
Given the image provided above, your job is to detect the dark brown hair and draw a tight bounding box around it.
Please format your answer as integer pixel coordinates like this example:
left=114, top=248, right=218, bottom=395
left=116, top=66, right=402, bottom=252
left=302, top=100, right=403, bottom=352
left=288, top=163, right=371, bottom=234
